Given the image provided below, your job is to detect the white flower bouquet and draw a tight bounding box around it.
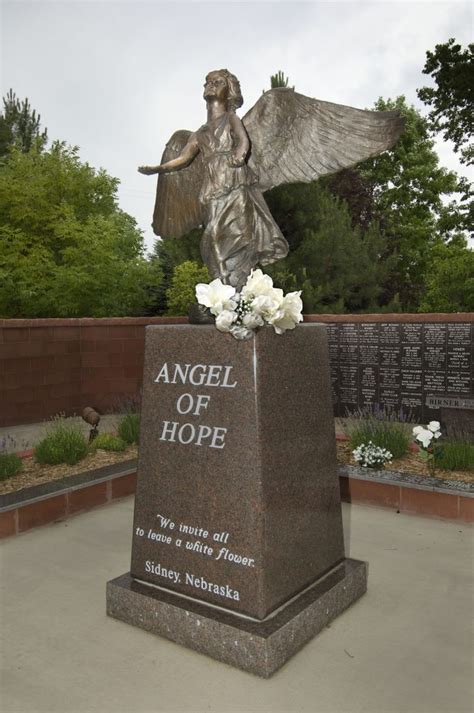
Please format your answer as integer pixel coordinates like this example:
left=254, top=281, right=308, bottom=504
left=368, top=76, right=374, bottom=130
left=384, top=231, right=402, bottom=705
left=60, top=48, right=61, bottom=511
left=195, top=269, right=303, bottom=340
left=412, top=421, right=442, bottom=475
left=352, top=441, right=393, bottom=469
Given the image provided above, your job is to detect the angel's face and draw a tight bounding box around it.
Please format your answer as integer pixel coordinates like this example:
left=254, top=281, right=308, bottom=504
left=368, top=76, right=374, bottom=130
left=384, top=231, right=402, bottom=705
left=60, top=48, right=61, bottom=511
left=203, top=73, right=229, bottom=104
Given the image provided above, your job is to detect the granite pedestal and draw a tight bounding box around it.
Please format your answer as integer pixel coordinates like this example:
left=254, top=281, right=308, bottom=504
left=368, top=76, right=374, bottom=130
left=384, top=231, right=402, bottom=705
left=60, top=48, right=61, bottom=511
left=107, top=324, right=367, bottom=676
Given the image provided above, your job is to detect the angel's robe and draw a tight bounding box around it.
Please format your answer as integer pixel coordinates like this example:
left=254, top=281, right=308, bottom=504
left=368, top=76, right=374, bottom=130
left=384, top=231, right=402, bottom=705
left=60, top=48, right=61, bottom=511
left=196, top=112, right=289, bottom=289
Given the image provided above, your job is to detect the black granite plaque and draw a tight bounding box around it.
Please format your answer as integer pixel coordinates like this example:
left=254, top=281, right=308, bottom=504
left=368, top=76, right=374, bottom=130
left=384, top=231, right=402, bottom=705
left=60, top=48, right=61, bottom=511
left=326, top=321, right=473, bottom=421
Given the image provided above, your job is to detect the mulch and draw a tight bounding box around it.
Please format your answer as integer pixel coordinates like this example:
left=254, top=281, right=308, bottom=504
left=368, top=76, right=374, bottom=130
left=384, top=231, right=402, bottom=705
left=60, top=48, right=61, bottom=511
left=1, top=440, right=471, bottom=498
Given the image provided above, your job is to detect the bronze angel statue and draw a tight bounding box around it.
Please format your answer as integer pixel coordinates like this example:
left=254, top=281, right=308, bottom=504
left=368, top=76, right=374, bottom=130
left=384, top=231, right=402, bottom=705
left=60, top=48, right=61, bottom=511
left=138, top=69, right=404, bottom=291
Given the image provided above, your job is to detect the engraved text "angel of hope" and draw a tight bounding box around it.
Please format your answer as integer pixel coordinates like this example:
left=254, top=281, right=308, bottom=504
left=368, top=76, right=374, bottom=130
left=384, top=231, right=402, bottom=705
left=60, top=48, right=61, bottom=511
left=154, top=363, right=237, bottom=450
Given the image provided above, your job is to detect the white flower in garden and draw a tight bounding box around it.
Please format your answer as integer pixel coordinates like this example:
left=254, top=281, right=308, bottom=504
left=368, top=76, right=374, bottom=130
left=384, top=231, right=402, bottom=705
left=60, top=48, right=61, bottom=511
left=215, top=310, right=237, bottom=333
left=242, top=312, right=264, bottom=329
left=415, top=428, right=434, bottom=449
left=427, top=421, right=441, bottom=433
left=412, top=425, right=424, bottom=436
left=230, top=325, right=254, bottom=340
left=195, top=279, right=237, bottom=316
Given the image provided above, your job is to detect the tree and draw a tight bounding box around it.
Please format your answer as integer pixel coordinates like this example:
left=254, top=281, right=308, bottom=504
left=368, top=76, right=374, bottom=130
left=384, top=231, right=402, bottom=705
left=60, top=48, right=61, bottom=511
left=148, top=229, right=204, bottom=314
left=417, top=39, right=474, bottom=165
left=358, top=96, right=466, bottom=310
left=270, top=71, right=294, bottom=89
left=0, top=142, right=159, bottom=317
left=265, top=182, right=389, bottom=313
left=419, top=239, right=474, bottom=312
left=0, top=89, right=48, bottom=156
left=166, top=261, right=209, bottom=315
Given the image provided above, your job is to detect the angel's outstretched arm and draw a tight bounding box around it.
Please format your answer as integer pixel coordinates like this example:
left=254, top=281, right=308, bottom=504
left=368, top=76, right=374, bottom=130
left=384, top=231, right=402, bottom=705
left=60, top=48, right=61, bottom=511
left=228, top=114, right=250, bottom=167
left=138, top=133, right=199, bottom=175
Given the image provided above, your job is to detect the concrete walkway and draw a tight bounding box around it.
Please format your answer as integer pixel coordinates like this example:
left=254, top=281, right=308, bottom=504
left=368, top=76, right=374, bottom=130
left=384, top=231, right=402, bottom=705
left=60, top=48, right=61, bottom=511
left=1, top=500, right=472, bottom=713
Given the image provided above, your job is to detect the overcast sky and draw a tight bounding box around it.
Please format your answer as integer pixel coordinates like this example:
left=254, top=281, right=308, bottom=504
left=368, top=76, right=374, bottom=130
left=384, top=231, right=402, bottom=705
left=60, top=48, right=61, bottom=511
left=2, top=0, right=472, bottom=252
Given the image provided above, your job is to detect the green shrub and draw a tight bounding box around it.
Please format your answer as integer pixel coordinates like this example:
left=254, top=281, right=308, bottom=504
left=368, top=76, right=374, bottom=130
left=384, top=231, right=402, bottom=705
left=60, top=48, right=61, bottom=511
left=34, top=419, right=89, bottom=465
left=91, top=433, right=127, bottom=452
left=434, top=441, right=474, bottom=471
left=118, top=412, right=140, bottom=445
left=0, top=453, right=22, bottom=481
left=349, top=419, right=411, bottom=459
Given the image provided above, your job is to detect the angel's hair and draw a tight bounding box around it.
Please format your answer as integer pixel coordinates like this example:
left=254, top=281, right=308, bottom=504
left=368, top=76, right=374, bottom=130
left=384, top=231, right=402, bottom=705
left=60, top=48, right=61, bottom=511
left=207, top=69, right=243, bottom=111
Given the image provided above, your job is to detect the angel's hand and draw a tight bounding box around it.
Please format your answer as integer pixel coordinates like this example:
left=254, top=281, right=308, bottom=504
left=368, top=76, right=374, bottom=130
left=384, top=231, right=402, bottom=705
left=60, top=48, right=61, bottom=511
left=138, top=165, right=161, bottom=175
left=229, top=153, right=246, bottom=168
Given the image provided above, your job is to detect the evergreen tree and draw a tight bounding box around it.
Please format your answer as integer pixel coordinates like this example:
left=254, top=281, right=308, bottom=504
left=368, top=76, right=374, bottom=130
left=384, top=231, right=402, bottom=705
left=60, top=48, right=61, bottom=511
left=265, top=182, right=388, bottom=313
left=0, top=89, right=48, bottom=156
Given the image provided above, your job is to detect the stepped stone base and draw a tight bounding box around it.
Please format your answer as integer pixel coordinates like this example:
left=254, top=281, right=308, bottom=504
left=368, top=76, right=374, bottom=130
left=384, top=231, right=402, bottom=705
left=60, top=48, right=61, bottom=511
left=106, top=558, right=367, bottom=678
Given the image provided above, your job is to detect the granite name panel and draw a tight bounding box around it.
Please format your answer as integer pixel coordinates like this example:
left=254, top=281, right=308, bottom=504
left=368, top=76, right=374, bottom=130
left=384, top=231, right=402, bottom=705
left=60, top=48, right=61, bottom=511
left=327, top=321, right=473, bottom=420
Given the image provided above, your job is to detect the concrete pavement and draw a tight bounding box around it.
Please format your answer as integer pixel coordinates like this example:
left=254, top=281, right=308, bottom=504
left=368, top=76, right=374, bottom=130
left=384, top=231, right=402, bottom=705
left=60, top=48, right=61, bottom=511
left=1, top=499, right=473, bottom=713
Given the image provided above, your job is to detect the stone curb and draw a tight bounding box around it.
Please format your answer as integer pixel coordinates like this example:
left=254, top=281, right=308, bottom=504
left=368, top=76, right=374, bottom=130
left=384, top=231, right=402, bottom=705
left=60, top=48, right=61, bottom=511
left=0, top=461, right=472, bottom=539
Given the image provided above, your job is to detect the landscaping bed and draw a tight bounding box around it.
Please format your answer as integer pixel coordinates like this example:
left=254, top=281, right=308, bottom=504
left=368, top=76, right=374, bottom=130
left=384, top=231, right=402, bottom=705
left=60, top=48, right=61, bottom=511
left=336, top=440, right=474, bottom=484
left=0, top=444, right=138, bottom=496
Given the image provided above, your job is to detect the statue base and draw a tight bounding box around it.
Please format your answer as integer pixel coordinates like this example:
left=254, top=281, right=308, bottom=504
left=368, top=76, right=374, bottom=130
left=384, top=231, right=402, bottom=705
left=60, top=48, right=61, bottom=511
left=107, top=559, right=367, bottom=678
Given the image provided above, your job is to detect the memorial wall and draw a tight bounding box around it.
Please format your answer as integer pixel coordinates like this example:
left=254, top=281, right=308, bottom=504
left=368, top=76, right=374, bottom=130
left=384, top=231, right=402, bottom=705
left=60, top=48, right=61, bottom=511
left=326, top=321, right=473, bottom=421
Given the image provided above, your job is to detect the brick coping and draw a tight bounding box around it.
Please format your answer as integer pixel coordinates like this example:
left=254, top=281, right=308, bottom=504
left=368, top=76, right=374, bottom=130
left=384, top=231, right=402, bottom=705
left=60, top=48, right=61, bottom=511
left=0, top=461, right=472, bottom=539
left=1, top=313, right=472, bottom=329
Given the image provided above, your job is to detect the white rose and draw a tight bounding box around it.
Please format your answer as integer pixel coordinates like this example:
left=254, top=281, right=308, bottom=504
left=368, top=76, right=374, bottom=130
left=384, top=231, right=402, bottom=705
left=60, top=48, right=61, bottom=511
left=195, top=279, right=237, bottom=316
left=415, top=428, right=434, bottom=449
left=427, top=421, right=441, bottom=433
left=250, top=290, right=283, bottom=318
left=280, top=291, right=303, bottom=322
left=412, top=425, right=424, bottom=436
left=241, top=269, right=275, bottom=300
left=267, top=291, right=303, bottom=334
left=230, top=325, right=254, bottom=340
left=242, top=311, right=264, bottom=329
left=215, top=310, right=237, bottom=332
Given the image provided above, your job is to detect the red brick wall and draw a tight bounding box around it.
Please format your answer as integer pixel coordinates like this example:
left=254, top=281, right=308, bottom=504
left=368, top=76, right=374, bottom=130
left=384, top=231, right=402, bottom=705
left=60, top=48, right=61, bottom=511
left=0, top=317, right=186, bottom=427
left=0, top=313, right=472, bottom=427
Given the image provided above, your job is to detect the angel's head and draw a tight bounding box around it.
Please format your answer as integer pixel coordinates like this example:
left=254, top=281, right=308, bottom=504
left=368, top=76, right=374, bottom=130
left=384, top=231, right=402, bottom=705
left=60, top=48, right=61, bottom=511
left=203, top=69, right=243, bottom=111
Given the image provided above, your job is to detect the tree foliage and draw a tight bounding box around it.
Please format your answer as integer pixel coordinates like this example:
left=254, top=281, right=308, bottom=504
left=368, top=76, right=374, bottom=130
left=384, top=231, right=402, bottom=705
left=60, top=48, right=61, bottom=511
left=357, top=96, right=466, bottom=310
left=419, top=239, right=474, bottom=312
left=417, top=38, right=474, bottom=165
left=0, top=142, right=159, bottom=317
left=265, top=182, right=389, bottom=313
left=166, top=261, right=209, bottom=315
left=0, top=89, right=48, bottom=157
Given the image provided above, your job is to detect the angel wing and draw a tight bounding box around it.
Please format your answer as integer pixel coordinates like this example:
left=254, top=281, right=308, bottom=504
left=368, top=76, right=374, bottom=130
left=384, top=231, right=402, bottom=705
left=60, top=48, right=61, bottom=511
left=152, top=130, right=205, bottom=238
left=242, top=88, right=405, bottom=192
